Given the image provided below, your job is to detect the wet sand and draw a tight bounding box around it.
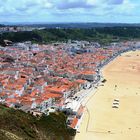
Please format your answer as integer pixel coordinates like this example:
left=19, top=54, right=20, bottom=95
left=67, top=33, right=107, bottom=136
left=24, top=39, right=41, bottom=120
left=75, top=51, right=140, bottom=140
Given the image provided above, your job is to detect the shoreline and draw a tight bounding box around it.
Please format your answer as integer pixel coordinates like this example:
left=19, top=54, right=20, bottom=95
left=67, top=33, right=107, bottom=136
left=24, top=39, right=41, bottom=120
left=75, top=49, right=140, bottom=140
left=75, top=49, right=137, bottom=130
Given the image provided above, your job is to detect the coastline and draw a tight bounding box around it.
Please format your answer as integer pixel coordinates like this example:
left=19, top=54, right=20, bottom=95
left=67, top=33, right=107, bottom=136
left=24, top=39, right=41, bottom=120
left=74, top=49, right=136, bottom=130
left=75, top=50, right=140, bottom=140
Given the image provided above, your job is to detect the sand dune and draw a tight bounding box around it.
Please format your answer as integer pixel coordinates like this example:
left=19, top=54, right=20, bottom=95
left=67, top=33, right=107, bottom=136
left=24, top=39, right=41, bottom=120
left=75, top=51, right=140, bottom=140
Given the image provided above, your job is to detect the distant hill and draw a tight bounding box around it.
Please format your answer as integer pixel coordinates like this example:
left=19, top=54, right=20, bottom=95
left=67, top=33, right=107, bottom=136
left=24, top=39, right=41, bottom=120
left=0, top=104, right=76, bottom=140
left=1, top=22, right=140, bottom=28
left=36, top=23, right=140, bottom=29
left=0, top=24, right=5, bottom=27
left=1, top=27, right=140, bottom=45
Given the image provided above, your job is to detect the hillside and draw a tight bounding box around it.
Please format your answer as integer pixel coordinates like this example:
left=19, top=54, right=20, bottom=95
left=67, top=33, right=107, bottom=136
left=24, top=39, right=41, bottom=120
left=1, top=27, right=140, bottom=45
left=0, top=104, right=76, bottom=140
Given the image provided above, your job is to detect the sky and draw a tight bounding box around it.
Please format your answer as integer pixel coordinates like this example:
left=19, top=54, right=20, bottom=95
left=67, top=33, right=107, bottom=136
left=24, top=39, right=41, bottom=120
left=0, top=0, right=140, bottom=23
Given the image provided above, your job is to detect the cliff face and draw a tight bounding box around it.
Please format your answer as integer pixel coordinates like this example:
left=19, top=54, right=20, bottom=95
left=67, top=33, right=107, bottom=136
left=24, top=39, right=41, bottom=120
left=0, top=104, right=76, bottom=140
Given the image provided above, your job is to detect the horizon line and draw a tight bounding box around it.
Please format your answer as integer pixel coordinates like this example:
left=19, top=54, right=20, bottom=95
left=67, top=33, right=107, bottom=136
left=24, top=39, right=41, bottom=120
left=1, top=22, right=140, bottom=25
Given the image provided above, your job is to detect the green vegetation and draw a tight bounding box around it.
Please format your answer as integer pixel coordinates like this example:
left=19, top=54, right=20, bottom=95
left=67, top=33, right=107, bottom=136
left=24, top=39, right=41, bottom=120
left=0, top=104, right=76, bottom=140
left=1, top=27, right=140, bottom=45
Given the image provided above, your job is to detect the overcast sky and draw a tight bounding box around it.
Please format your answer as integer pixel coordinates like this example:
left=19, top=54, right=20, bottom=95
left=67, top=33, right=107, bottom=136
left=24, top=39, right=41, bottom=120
left=0, top=0, right=140, bottom=23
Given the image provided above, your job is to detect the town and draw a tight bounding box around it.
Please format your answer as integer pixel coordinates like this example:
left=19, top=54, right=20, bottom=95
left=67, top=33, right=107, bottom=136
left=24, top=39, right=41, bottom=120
left=0, top=25, right=44, bottom=33
left=0, top=40, right=140, bottom=130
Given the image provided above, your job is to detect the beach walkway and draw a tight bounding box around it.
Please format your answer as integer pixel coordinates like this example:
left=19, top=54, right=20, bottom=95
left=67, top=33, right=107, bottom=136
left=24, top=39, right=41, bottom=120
left=75, top=51, right=140, bottom=140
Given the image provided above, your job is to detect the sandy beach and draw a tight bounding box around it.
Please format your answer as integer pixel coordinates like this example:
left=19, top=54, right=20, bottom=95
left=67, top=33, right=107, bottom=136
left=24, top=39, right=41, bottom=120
left=75, top=50, right=140, bottom=140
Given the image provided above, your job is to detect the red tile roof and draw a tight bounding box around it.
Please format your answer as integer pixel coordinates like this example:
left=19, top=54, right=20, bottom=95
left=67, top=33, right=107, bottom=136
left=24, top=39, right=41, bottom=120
left=70, top=117, right=78, bottom=128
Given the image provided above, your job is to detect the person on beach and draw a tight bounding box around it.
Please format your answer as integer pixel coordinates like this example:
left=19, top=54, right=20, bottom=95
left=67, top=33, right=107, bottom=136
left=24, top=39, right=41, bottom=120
left=114, top=85, right=117, bottom=91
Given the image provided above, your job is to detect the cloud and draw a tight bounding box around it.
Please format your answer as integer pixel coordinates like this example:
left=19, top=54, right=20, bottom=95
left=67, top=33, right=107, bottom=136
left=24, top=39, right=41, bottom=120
left=54, top=0, right=125, bottom=10
left=56, top=0, right=136, bottom=15
left=0, top=0, right=139, bottom=23
left=108, top=0, right=124, bottom=5
left=0, top=0, right=53, bottom=13
left=55, top=0, right=105, bottom=9
left=56, top=0, right=94, bottom=9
